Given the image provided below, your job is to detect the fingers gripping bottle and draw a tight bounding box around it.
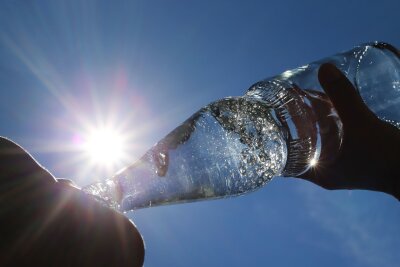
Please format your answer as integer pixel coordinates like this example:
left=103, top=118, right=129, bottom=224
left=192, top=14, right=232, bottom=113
left=83, top=42, right=400, bottom=211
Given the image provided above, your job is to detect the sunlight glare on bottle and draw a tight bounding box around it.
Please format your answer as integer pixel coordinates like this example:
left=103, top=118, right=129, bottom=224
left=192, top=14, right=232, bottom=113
left=309, top=158, right=318, bottom=167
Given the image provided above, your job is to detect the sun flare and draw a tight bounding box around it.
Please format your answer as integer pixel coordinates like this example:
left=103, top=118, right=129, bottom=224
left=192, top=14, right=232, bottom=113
left=83, top=128, right=126, bottom=167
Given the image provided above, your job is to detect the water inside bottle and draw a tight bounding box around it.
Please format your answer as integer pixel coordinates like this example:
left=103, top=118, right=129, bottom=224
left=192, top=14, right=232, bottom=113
left=83, top=97, right=288, bottom=211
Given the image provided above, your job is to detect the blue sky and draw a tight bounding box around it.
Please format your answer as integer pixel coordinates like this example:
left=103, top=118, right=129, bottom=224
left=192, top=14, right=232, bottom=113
left=0, top=1, right=399, bottom=266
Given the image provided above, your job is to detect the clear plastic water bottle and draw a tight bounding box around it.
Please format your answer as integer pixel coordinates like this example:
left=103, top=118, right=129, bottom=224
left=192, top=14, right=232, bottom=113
left=83, top=41, right=400, bottom=211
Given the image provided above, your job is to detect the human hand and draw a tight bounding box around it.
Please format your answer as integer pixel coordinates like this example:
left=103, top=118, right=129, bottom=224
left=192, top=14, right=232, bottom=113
left=298, top=63, right=400, bottom=200
left=0, top=137, right=145, bottom=266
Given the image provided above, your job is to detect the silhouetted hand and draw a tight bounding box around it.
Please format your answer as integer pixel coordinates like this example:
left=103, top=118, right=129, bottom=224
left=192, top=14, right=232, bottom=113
left=0, top=137, right=145, bottom=266
left=298, top=63, right=400, bottom=200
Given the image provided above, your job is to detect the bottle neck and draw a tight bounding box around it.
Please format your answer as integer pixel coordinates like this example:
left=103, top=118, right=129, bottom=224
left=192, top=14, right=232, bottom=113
left=245, top=80, right=343, bottom=177
left=302, top=90, right=343, bottom=167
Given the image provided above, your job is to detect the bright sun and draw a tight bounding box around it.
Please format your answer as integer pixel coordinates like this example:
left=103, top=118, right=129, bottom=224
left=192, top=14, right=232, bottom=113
left=83, top=128, right=126, bottom=166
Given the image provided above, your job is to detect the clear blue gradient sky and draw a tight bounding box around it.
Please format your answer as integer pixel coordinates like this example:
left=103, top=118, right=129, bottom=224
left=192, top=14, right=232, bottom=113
left=0, top=1, right=399, bottom=266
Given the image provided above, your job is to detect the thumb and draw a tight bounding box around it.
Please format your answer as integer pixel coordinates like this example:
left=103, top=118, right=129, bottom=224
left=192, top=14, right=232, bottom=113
left=318, top=63, right=373, bottom=126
